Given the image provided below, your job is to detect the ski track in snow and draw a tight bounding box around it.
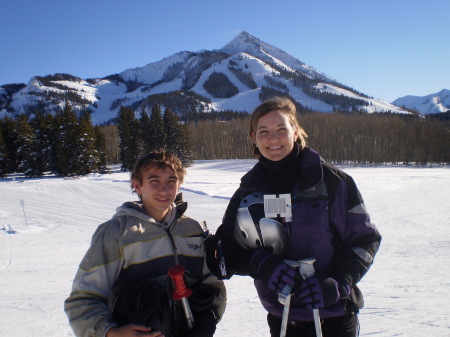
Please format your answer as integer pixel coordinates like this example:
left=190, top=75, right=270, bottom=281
left=0, top=162, right=449, bottom=336
left=0, top=224, right=12, bottom=270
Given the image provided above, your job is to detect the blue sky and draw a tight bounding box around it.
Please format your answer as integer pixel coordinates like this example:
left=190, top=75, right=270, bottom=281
left=1, top=0, right=448, bottom=103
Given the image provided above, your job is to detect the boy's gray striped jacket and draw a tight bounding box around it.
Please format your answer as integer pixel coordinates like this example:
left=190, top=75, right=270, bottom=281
left=64, top=197, right=226, bottom=337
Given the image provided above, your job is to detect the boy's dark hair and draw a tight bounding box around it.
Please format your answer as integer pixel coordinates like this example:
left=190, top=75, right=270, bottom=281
left=130, top=150, right=186, bottom=191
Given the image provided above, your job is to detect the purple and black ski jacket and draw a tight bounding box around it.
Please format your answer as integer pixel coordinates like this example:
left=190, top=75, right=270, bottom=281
left=213, top=147, right=381, bottom=322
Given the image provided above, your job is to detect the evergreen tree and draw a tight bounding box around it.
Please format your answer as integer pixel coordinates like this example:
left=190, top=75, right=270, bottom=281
left=163, top=107, right=193, bottom=166
left=15, top=115, right=37, bottom=176
left=177, top=121, right=194, bottom=166
left=43, top=113, right=60, bottom=174
left=117, top=106, right=132, bottom=170
left=18, top=112, right=57, bottom=177
left=164, top=107, right=178, bottom=151
left=27, top=113, right=48, bottom=176
left=117, top=106, right=140, bottom=171
left=76, top=111, right=100, bottom=175
left=131, top=116, right=142, bottom=165
left=1, top=117, right=20, bottom=173
left=140, top=104, right=167, bottom=154
left=139, top=106, right=153, bottom=152
left=0, top=125, right=7, bottom=177
left=54, top=102, right=80, bottom=176
left=149, top=104, right=166, bottom=151
left=94, top=126, right=108, bottom=172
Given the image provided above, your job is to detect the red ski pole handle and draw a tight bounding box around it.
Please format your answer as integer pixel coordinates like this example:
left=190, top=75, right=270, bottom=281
left=168, top=265, right=193, bottom=300
left=168, top=264, right=195, bottom=329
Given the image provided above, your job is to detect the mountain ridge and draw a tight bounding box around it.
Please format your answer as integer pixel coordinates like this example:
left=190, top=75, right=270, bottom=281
left=392, top=89, right=450, bottom=115
left=0, top=31, right=420, bottom=124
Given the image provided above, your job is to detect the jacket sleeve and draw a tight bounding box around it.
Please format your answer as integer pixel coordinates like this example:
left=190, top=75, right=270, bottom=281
left=324, top=165, right=382, bottom=296
left=64, top=219, right=123, bottom=337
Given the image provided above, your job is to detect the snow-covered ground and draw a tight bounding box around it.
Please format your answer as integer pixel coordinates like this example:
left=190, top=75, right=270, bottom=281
left=0, top=160, right=449, bottom=336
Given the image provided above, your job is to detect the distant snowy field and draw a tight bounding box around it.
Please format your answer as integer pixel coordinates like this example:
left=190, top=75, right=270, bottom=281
left=0, top=160, right=449, bottom=336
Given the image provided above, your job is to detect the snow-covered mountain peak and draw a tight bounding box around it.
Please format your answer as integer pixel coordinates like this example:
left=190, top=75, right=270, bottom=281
left=221, top=31, right=332, bottom=82
left=220, top=31, right=262, bottom=54
left=0, top=31, right=420, bottom=124
left=392, top=89, right=450, bottom=114
left=221, top=31, right=297, bottom=69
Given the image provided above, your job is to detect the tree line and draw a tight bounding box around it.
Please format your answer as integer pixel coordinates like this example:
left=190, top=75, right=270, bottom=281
left=116, top=104, right=192, bottom=171
left=1, top=107, right=448, bottom=178
left=187, top=112, right=449, bottom=165
left=0, top=103, right=106, bottom=177
left=299, top=113, right=449, bottom=165
left=0, top=103, right=192, bottom=177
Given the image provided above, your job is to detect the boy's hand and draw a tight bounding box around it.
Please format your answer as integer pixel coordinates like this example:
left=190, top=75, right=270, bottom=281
left=106, top=324, right=164, bottom=337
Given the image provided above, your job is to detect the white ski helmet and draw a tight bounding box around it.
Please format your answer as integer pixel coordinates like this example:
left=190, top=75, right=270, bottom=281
left=234, top=192, right=288, bottom=255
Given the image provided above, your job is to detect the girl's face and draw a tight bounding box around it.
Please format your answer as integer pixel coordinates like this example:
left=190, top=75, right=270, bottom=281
left=251, top=110, right=298, bottom=161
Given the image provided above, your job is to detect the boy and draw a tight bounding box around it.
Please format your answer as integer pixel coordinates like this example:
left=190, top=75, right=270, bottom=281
left=65, top=150, right=226, bottom=337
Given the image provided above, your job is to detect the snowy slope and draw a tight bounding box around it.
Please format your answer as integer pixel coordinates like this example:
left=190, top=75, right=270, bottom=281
left=119, top=52, right=192, bottom=84
left=0, top=162, right=449, bottom=336
left=392, top=89, right=450, bottom=115
left=316, top=83, right=409, bottom=114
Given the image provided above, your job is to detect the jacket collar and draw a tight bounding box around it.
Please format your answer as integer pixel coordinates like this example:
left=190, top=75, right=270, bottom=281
left=240, top=147, right=324, bottom=192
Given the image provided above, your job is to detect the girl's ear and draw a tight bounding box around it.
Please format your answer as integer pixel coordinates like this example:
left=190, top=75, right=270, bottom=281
left=251, top=131, right=256, bottom=143
left=293, top=125, right=299, bottom=141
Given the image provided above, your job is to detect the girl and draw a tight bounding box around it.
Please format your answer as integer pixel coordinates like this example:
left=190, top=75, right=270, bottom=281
left=207, top=97, right=381, bottom=337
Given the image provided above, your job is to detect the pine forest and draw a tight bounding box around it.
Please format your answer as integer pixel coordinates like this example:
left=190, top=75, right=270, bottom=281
left=0, top=104, right=448, bottom=178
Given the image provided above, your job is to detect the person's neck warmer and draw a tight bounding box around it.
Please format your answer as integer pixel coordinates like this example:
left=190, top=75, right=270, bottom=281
left=259, top=143, right=301, bottom=194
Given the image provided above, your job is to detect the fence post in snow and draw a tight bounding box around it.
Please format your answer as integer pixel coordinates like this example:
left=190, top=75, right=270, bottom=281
left=20, top=199, right=29, bottom=226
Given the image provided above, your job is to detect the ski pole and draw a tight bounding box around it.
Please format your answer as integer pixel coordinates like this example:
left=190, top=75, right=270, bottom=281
left=168, top=264, right=195, bottom=329
left=299, top=258, right=322, bottom=337
left=278, top=260, right=299, bottom=337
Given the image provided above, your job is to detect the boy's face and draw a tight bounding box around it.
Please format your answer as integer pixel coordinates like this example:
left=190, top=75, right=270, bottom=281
left=132, top=166, right=180, bottom=222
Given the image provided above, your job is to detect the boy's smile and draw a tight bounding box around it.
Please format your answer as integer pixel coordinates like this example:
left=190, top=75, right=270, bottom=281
left=132, top=167, right=180, bottom=222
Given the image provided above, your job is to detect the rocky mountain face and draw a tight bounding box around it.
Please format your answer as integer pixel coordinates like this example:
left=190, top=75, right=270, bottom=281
left=0, top=31, right=414, bottom=125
